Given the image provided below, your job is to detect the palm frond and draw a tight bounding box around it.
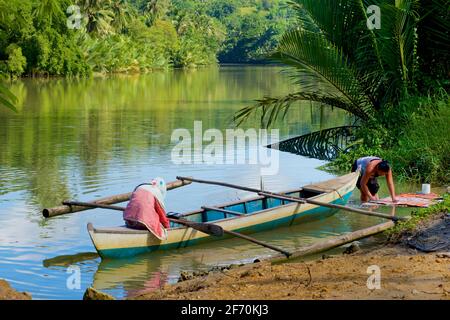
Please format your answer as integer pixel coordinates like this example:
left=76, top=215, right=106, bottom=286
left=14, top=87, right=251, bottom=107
left=419, top=0, right=450, bottom=52
left=291, top=0, right=390, bottom=104
left=374, top=0, right=420, bottom=100
left=416, top=0, right=450, bottom=80
left=235, top=91, right=365, bottom=128
left=271, top=30, right=375, bottom=115
left=292, top=0, right=382, bottom=67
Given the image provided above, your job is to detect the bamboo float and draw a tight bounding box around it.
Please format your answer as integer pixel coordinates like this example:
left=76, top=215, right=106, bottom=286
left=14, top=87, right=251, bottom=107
left=42, top=179, right=192, bottom=218
left=267, top=220, right=398, bottom=263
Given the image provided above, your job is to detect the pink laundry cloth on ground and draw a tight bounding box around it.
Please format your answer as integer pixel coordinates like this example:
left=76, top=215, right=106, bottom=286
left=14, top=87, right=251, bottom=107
left=123, top=188, right=170, bottom=240
left=370, top=193, right=441, bottom=208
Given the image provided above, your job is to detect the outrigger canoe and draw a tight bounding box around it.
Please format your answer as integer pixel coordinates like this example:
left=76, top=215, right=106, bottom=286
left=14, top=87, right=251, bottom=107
left=88, top=172, right=358, bottom=259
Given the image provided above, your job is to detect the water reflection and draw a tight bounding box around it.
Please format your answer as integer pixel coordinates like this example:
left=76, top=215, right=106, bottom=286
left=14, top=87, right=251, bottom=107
left=1, top=66, right=348, bottom=211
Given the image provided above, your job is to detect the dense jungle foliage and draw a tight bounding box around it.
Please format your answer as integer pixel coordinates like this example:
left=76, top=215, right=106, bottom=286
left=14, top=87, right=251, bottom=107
left=0, top=0, right=294, bottom=77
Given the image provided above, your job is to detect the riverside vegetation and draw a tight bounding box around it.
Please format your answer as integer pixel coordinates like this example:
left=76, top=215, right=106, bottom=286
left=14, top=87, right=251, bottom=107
left=0, top=0, right=293, bottom=111
left=235, top=0, right=449, bottom=185
left=0, top=0, right=294, bottom=77
left=2, top=0, right=449, bottom=184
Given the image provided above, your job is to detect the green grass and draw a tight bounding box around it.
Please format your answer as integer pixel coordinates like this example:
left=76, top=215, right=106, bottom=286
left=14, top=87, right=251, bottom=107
left=385, top=193, right=450, bottom=241
left=382, top=96, right=450, bottom=184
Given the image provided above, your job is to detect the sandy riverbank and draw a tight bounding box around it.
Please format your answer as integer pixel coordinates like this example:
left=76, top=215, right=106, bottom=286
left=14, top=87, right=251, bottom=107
left=0, top=280, right=31, bottom=300
left=131, top=245, right=449, bottom=300
left=131, top=212, right=450, bottom=300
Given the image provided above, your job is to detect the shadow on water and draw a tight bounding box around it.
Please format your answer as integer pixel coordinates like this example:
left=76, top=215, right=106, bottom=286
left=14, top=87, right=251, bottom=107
left=43, top=252, right=100, bottom=268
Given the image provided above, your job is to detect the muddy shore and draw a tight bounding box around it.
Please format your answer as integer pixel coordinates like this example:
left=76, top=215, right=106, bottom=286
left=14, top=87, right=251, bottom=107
left=131, top=213, right=450, bottom=300
left=0, top=280, right=31, bottom=300
left=131, top=245, right=449, bottom=300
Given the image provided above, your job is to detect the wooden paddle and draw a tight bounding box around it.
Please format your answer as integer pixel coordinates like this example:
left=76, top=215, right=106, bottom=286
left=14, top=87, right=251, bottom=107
left=175, top=176, right=408, bottom=222
left=62, top=200, right=292, bottom=257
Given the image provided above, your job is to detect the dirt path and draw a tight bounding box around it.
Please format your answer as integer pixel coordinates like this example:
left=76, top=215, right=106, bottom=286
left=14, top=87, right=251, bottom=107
left=132, top=245, right=450, bottom=300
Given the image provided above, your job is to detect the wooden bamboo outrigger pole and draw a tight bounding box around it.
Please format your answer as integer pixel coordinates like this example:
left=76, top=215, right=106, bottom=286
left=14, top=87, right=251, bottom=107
left=268, top=220, right=396, bottom=263
left=42, top=179, right=192, bottom=218
left=176, top=176, right=408, bottom=222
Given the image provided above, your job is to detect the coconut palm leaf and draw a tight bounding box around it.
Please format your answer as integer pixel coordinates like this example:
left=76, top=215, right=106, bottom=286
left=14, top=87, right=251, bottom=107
left=110, top=0, right=136, bottom=32
left=292, top=0, right=384, bottom=76
left=33, top=0, right=67, bottom=25
left=77, top=0, right=115, bottom=36
left=235, top=92, right=364, bottom=127
left=417, top=0, right=450, bottom=81
left=275, top=30, right=375, bottom=115
left=374, top=0, right=419, bottom=100
left=419, top=0, right=450, bottom=54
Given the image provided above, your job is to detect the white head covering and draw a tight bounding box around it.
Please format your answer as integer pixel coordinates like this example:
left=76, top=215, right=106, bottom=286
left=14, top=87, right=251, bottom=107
left=138, top=177, right=167, bottom=209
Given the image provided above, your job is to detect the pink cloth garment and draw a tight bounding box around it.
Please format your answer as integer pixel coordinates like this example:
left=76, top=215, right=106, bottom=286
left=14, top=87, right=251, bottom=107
left=369, top=193, right=442, bottom=208
left=123, top=188, right=170, bottom=240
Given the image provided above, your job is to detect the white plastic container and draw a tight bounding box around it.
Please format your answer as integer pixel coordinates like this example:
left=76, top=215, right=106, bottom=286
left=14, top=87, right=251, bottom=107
left=421, top=183, right=431, bottom=194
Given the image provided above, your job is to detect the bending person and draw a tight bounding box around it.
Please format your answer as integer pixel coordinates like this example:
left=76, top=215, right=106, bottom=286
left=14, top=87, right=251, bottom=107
left=351, top=156, right=398, bottom=203
left=123, top=177, right=170, bottom=240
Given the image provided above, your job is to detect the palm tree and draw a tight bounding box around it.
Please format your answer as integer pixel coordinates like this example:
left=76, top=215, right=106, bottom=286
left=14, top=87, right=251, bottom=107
left=109, top=0, right=136, bottom=32
left=33, top=0, right=67, bottom=26
left=142, top=0, right=171, bottom=25
left=0, top=0, right=9, bottom=26
left=235, top=0, right=422, bottom=128
left=76, top=0, right=115, bottom=36
left=417, top=0, right=450, bottom=86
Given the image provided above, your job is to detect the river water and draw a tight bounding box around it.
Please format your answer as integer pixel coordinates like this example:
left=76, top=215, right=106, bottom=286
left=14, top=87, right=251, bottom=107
left=0, top=66, right=416, bottom=299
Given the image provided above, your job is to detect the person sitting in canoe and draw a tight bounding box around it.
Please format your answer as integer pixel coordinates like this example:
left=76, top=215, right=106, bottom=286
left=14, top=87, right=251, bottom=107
left=123, top=177, right=170, bottom=240
left=351, top=156, right=398, bottom=203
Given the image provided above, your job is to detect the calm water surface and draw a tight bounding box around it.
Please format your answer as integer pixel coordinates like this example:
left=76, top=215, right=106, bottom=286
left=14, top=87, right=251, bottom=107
left=0, top=66, right=417, bottom=299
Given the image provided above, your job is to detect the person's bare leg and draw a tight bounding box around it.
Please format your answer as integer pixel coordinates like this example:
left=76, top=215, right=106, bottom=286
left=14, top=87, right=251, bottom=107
left=360, top=193, right=369, bottom=202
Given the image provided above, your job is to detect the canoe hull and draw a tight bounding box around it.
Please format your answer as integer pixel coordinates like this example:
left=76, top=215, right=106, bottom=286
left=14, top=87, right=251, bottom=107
left=88, top=173, right=358, bottom=259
